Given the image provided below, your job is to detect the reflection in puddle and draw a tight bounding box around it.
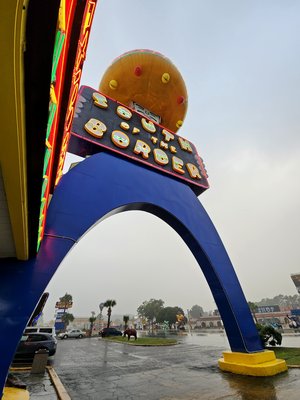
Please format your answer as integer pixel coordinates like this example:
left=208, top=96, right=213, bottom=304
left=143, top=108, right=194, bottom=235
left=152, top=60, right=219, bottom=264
left=182, top=332, right=230, bottom=348
left=147, top=330, right=300, bottom=349
left=223, top=372, right=279, bottom=400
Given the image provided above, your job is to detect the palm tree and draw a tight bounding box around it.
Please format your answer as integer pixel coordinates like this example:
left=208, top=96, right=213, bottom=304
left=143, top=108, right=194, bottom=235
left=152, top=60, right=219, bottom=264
left=123, top=315, right=129, bottom=330
left=61, top=312, right=74, bottom=330
left=103, top=300, right=117, bottom=328
left=89, top=311, right=97, bottom=336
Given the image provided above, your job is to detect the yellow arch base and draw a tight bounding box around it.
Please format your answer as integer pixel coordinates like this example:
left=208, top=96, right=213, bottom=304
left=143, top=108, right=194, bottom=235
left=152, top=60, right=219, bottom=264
left=2, top=387, right=29, bottom=400
left=218, top=350, right=288, bottom=376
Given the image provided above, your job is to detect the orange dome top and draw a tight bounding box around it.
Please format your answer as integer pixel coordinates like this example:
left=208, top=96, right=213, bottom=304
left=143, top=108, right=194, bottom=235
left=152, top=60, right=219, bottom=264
left=99, top=49, right=188, bottom=133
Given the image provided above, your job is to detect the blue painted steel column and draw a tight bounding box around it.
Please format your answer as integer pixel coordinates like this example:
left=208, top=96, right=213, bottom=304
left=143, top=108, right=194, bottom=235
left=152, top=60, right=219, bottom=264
left=0, top=151, right=263, bottom=394
left=0, top=237, right=74, bottom=395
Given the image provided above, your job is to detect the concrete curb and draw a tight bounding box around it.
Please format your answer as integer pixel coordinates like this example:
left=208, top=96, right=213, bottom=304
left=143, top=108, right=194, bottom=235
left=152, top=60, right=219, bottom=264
left=46, top=367, right=71, bottom=400
left=9, top=368, right=31, bottom=372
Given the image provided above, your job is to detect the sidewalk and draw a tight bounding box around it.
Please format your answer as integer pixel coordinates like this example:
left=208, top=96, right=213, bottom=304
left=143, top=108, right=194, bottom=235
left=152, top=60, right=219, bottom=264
left=3, top=366, right=70, bottom=400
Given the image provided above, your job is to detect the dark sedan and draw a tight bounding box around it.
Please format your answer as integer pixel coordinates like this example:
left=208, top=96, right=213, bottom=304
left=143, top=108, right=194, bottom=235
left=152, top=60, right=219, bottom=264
left=15, top=332, right=57, bottom=357
left=100, top=328, right=122, bottom=338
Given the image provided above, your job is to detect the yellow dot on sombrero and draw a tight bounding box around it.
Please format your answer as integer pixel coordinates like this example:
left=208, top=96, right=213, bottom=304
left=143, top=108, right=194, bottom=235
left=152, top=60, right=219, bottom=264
left=109, top=79, right=118, bottom=90
left=162, top=72, right=170, bottom=84
left=176, top=120, right=183, bottom=128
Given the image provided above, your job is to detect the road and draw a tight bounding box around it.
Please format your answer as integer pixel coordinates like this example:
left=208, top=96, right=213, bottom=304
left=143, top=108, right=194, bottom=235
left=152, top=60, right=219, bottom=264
left=51, top=333, right=300, bottom=399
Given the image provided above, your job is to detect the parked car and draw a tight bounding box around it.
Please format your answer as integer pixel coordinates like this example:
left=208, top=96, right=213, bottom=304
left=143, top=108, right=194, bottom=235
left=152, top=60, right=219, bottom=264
left=24, top=326, right=56, bottom=337
left=15, top=333, right=57, bottom=356
left=100, top=327, right=122, bottom=338
left=58, top=329, right=85, bottom=339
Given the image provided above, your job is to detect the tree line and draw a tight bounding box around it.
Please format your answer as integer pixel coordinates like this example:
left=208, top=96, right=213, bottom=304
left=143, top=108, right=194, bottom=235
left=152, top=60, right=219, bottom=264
left=254, top=294, right=300, bottom=308
left=57, top=292, right=300, bottom=332
left=136, top=299, right=205, bottom=329
left=57, top=293, right=207, bottom=330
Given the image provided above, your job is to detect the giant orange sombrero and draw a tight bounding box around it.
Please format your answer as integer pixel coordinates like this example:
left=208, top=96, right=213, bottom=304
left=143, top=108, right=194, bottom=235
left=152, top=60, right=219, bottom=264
left=99, top=49, right=188, bottom=133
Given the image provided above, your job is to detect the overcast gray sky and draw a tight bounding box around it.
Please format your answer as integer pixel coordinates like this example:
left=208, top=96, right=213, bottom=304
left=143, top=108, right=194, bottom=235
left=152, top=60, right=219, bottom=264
left=44, top=0, right=300, bottom=322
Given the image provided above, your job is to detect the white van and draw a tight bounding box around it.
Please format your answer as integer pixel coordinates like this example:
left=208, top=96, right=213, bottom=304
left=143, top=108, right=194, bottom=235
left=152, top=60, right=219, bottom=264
left=24, top=326, right=56, bottom=337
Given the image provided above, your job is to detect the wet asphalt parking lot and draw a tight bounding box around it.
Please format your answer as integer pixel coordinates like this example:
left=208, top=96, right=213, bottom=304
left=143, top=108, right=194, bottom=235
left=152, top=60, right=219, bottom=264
left=44, top=332, right=300, bottom=400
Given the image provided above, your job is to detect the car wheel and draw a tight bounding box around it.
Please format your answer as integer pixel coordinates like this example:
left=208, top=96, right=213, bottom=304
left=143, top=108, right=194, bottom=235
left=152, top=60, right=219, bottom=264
left=63, top=335, right=68, bottom=339
left=79, top=334, right=83, bottom=338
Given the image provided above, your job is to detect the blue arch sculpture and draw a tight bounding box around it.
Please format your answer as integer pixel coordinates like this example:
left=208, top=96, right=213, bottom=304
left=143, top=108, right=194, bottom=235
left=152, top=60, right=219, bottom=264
left=0, top=151, right=266, bottom=391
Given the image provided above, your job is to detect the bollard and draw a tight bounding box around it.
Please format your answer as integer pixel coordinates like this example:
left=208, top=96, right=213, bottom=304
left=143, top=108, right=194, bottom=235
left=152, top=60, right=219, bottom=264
left=31, top=349, right=49, bottom=374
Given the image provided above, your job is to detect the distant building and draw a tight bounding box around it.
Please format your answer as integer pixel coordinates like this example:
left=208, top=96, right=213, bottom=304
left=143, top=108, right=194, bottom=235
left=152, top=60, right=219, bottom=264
left=190, top=316, right=223, bottom=329
left=255, top=310, right=288, bottom=327
left=70, top=317, right=90, bottom=330
left=189, top=306, right=300, bottom=330
left=67, top=316, right=126, bottom=332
